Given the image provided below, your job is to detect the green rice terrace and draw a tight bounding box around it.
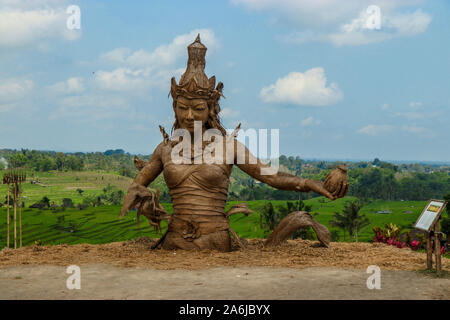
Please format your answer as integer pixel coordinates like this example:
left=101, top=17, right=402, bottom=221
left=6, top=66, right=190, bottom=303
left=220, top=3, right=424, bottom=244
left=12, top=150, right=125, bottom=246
left=0, top=196, right=429, bottom=248
left=0, top=170, right=133, bottom=206
left=0, top=169, right=447, bottom=251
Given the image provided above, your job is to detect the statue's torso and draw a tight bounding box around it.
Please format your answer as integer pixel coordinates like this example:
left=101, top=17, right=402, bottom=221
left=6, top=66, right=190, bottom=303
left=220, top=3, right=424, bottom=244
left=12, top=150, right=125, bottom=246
left=158, top=141, right=233, bottom=251
left=164, top=161, right=230, bottom=215
left=160, top=142, right=232, bottom=215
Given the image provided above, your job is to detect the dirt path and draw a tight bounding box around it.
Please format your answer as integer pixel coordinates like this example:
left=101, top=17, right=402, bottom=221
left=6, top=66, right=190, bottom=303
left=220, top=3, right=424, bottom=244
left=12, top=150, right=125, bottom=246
left=0, top=238, right=449, bottom=300
left=0, top=264, right=448, bottom=300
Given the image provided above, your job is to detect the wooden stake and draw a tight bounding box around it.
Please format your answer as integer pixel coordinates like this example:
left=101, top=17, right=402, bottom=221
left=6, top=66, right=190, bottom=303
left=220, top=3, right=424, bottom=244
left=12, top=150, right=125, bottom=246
left=19, top=180, right=22, bottom=248
left=426, top=231, right=433, bottom=270
left=7, top=183, right=10, bottom=248
left=434, top=219, right=442, bottom=276
left=14, top=182, right=17, bottom=249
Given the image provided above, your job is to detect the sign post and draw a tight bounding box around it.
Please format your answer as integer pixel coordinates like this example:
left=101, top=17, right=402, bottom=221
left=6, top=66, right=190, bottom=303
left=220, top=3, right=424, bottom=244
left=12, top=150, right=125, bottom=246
left=426, top=230, right=433, bottom=269
left=434, top=219, right=441, bottom=275
left=414, top=199, right=447, bottom=275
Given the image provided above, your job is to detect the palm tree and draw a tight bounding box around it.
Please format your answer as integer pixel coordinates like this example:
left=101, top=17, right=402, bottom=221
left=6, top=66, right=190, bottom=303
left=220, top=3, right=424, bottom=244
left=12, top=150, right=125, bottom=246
left=330, top=199, right=370, bottom=242
left=330, top=211, right=351, bottom=241
left=344, top=200, right=370, bottom=242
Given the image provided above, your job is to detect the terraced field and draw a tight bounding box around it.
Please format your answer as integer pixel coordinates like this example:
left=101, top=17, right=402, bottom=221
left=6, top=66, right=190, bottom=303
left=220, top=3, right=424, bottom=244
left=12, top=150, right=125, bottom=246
left=0, top=171, right=133, bottom=207
left=0, top=197, right=431, bottom=248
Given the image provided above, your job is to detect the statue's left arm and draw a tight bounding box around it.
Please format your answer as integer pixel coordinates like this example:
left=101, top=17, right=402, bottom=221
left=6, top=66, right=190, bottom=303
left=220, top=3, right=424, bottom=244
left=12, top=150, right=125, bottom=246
left=120, top=143, right=166, bottom=222
left=234, top=140, right=347, bottom=200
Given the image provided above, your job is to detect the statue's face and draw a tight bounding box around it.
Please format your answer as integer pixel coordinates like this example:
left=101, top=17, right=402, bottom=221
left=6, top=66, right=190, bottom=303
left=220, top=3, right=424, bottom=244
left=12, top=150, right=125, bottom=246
left=175, top=96, right=209, bottom=133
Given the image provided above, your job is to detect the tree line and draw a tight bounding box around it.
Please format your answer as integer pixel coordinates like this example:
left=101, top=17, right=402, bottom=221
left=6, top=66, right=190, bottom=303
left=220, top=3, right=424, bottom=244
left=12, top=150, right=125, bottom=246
left=1, top=149, right=449, bottom=202
left=0, top=148, right=142, bottom=177
left=232, top=157, right=449, bottom=202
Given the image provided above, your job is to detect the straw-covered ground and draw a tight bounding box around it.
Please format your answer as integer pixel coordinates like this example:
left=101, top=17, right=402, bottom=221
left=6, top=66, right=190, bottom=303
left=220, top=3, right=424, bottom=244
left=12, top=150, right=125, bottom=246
left=1, top=237, right=449, bottom=270
left=0, top=238, right=449, bottom=299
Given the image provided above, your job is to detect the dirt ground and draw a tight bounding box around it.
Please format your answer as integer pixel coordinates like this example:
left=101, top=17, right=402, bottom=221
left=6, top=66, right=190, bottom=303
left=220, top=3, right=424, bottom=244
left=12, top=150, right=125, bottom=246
left=0, top=238, right=449, bottom=300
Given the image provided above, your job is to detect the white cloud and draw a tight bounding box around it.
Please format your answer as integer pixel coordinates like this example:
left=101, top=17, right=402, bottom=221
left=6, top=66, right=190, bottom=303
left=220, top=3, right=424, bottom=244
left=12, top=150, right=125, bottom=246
left=0, top=0, right=81, bottom=48
left=381, top=103, right=389, bottom=110
left=328, top=9, right=431, bottom=46
left=0, top=78, right=34, bottom=115
left=50, top=94, right=132, bottom=121
left=233, top=0, right=431, bottom=46
left=401, top=124, right=424, bottom=134
left=409, top=101, right=422, bottom=109
left=220, top=107, right=240, bottom=119
left=95, top=29, right=217, bottom=93
left=357, top=124, right=393, bottom=136
left=94, top=68, right=151, bottom=92
left=47, top=77, right=84, bottom=95
left=100, top=29, right=218, bottom=68
left=389, top=9, right=431, bottom=36
left=47, top=30, right=218, bottom=123
left=260, top=68, right=343, bottom=106
left=395, top=111, right=423, bottom=120
left=91, top=67, right=184, bottom=93
left=401, top=124, right=435, bottom=138
left=300, top=116, right=321, bottom=126
left=100, top=48, right=132, bottom=65
left=232, top=0, right=367, bottom=26
left=0, top=78, right=34, bottom=102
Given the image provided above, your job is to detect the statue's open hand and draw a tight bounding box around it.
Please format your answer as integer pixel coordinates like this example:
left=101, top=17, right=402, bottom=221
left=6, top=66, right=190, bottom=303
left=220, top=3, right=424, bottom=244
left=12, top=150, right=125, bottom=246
left=120, top=182, right=169, bottom=231
left=323, top=165, right=349, bottom=200
left=120, top=182, right=152, bottom=217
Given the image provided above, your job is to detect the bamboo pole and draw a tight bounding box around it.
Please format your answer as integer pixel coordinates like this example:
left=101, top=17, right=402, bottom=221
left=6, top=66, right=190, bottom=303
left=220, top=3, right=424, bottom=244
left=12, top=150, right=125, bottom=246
left=7, top=183, right=10, bottom=248
left=19, top=180, right=22, bottom=248
left=14, top=182, right=17, bottom=249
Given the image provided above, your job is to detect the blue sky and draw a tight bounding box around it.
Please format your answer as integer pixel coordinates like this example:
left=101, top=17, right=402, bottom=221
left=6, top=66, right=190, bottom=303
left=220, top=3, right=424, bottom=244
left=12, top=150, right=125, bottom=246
left=0, top=0, right=449, bottom=162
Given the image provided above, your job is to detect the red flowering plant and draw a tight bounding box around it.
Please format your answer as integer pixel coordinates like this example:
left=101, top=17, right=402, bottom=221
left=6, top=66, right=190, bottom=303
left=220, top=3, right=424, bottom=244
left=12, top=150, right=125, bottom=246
left=410, top=240, right=420, bottom=250
left=372, top=230, right=385, bottom=243
left=397, top=241, right=407, bottom=248
left=372, top=224, right=402, bottom=244
left=373, top=225, right=420, bottom=251
left=431, top=245, right=447, bottom=255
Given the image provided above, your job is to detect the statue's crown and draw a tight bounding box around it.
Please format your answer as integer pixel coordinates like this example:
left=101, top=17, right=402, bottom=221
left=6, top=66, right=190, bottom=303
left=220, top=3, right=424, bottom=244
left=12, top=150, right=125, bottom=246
left=170, top=34, right=223, bottom=102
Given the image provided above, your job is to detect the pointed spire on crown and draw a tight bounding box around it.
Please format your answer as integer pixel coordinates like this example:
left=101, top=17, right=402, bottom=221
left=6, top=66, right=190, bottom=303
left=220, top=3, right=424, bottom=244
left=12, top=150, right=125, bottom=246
left=179, top=34, right=209, bottom=88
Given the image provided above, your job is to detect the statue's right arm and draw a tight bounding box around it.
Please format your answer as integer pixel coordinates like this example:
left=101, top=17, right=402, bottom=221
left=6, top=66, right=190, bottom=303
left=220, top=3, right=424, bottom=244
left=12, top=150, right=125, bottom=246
left=134, top=143, right=164, bottom=187
left=120, top=143, right=164, bottom=216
